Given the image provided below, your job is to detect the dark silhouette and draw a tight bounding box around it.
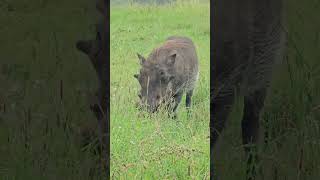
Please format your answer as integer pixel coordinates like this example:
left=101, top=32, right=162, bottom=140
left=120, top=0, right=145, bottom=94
left=212, top=0, right=285, bottom=179
left=75, top=0, right=109, bottom=176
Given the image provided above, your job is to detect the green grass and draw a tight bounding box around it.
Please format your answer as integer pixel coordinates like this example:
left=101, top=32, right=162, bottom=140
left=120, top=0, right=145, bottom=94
left=214, top=0, right=320, bottom=179
left=110, top=2, right=210, bottom=179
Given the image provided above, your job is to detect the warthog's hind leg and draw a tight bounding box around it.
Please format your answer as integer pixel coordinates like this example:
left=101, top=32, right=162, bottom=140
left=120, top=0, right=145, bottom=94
left=167, top=92, right=183, bottom=119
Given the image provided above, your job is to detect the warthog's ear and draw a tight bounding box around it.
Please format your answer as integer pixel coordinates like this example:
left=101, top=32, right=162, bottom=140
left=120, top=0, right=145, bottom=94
left=76, top=40, right=92, bottom=55
left=167, top=51, right=177, bottom=66
left=137, top=53, right=146, bottom=65
left=133, top=74, right=139, bottom=79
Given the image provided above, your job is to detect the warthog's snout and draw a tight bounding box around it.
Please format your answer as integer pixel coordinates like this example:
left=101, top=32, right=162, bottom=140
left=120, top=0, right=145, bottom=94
left=147, top=106, right=158, bottom=113
left=135, top=99, right=159, bottom=113
left=147, top=100, right=160, bottom=113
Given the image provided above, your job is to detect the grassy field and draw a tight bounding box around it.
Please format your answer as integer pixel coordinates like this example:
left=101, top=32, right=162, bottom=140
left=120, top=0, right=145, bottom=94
left=110, top=2, right=210, bottom=179
left=214, top=0, right=320, bottom=179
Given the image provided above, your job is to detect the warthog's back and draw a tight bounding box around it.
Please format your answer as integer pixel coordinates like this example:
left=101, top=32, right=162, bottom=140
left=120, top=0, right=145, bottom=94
left=213, top=0, right=285, bottom=97
left=148, top=36, right=199, bottom=92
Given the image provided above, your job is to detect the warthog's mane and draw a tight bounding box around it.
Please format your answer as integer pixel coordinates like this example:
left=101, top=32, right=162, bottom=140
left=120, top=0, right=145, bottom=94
left=151, top=40, right=193, bottom=58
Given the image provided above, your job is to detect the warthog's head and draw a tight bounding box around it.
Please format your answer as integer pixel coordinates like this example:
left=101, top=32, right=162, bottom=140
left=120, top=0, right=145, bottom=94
left=134, top=52, right=177, bottom=113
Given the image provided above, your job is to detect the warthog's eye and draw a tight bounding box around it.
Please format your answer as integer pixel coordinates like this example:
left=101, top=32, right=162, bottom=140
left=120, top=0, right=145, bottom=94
left=156, top=95, right=160, bottom=100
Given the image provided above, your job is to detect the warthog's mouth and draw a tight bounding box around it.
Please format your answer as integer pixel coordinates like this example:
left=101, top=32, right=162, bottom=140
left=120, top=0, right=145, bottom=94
left=136, top=96, right=176, bottom=114
left=147, top=106, right=159, bottom=113
left=135, top=101, right=162, bottom=114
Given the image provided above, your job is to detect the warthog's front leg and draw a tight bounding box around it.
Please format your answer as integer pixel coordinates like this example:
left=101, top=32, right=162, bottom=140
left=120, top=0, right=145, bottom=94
left=186, top=90, right=194, bottom=118
left=166, top=92, right=183, bottom=119
left=186, top=90, right=193, bottom=108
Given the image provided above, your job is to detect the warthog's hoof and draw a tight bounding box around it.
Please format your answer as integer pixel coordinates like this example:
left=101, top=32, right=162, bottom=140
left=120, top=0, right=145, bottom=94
left=187, top=108, right=192, bottom=119
left=168, top=113, right=177, bottom=119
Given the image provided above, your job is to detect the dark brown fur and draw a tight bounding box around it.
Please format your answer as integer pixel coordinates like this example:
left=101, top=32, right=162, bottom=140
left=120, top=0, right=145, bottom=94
left=135, top=36, right=199, bottom=117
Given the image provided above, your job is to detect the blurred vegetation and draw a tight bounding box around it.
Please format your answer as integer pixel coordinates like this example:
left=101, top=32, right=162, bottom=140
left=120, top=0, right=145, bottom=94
left=0, top=0, right=107, bottom=179
left=214, top=0, right=320, bottom=179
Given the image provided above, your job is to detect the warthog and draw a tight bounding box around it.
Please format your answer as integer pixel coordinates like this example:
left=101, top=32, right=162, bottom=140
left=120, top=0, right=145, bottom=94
left=75, top=0, right=109, bottom=174
left=134, top=36, right=199, bottom=117
left=212, top=0, right=285, bottom=179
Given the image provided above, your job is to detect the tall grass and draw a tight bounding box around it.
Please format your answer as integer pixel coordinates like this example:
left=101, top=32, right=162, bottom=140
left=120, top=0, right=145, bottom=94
left=110, top=2, right=210, bottom=179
